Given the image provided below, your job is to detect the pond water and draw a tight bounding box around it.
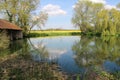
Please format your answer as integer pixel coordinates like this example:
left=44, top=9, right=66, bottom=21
left=1, top=36, right=120, bottom=75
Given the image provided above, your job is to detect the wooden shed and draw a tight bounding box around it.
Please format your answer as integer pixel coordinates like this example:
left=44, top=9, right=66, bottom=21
left=0, top=19, right=23, bottom=40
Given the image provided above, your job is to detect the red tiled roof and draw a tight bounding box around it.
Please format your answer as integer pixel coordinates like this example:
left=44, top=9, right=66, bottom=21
left=0, top=19, right=22, bottom=30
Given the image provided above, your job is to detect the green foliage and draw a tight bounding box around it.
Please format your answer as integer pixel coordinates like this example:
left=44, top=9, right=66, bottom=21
left=28, top=30, right=81, bottom=37
left=72, top=1, right=120, bottom=36
left=72, top=0, right=103, bottom=33
left=113, top=71, right=120, bottom=79
left=0, top=0, right=48, bottom=36
left=76, top=74, right=80, bottom=80
left=0, top=31, right=9, bottom=50
left=97, top=9, right=120, bottom=36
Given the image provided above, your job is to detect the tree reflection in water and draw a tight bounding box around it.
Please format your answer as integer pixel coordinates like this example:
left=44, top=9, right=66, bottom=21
left=72, top=36, right=120, bottom=79
left=29, top=39, right=49, bottom=62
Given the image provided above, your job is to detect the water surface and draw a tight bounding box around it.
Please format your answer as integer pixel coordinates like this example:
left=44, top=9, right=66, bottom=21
left=1, top=36, right=120, bottom=75
left=29, top=36, right=120, bottom=74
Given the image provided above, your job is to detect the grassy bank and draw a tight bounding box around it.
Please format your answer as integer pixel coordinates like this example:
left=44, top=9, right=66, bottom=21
left=0, top=51, right=120, bottom=80
left=28, top=30, right=81, bottom=37
left=0, top=53, right=68, bottom=80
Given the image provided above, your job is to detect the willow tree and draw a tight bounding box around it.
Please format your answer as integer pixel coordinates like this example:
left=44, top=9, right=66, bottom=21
left=0, top=0, right=48, bottom=36
left=108, top=9, right=120, bottom=35
left=96, top=10, right=109, bottom=35
left=96, top=8, right=120, bottom=35
left=116, top=3, right=120, bottom=34
left=72, top=0, right=103, bottom=33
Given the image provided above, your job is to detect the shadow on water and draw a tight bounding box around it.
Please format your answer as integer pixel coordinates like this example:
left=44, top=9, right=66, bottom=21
left=72, top=36, right=120, bottom=79
left=0, top=39, right=30, bottom=58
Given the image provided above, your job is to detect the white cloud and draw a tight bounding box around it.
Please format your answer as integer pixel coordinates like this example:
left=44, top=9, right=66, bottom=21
left=73, top=0, right=119, bottom=10
left=48, top=49, right=67, bottom=60
left=88, top=0, right=106, bottom=4
left=72, top=5, right=76, bottom=8
left=42, top=4, right=67, bottom=16
left=72, top=0, right=106, bottom=9
left=87, top=0, right=118, bottom=10
left=104, top=5, right=117, bottom=10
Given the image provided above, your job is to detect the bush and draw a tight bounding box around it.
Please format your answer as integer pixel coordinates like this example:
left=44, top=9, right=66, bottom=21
left=0, top=31, right=9, bottom=49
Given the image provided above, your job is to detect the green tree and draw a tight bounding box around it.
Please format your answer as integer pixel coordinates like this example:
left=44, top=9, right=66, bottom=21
left=96, top=10, right=109, bottom=35
left=72, top=0, right=103, bottom=33
left=116, top=3, right=120, bottom=34
left=72, top=1, right=120, bottom=36
left=0, top=0, right=48, bottom=36
left=29, top=12, right=48, bottom=34
left=96, top=9, right=120, bottom=35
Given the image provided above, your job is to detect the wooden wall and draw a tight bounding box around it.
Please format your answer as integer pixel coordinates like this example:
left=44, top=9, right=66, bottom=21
left=0, top=30, right=23, bottom=40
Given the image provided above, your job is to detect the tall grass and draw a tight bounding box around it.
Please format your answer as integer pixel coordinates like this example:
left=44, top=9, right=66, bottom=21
left=0, top=31, right=9, bottom=49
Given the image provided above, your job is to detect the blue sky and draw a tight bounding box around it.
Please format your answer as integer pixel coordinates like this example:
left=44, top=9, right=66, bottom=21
left=39, top=0, right=120, bottom=30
